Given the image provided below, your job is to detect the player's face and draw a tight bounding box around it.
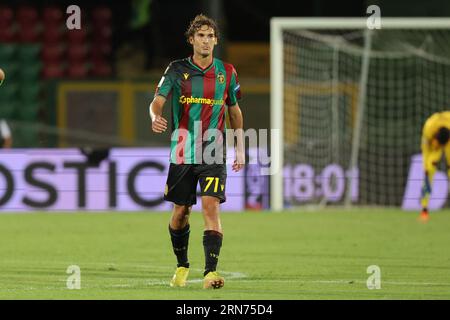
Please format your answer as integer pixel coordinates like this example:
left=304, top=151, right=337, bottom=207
left=190, top=25, right=217, bottom=58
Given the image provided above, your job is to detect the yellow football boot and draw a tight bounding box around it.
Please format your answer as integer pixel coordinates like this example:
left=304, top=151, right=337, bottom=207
left=203, top=271, right=224, bottom=289
left=170, top=267, right=189, bottom=287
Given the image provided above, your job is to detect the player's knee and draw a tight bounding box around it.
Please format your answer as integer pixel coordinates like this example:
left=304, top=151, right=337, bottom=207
left=202, top=199, right=219, bottom=216
left=173, top=205, right=191, bottom=217
left=171, top=205, right=191, bottom=228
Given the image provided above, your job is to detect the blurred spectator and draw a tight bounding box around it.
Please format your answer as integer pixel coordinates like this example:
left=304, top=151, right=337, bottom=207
left=115, top=0, right=154, bottom=76
left=130, top=0, right=151, bottom=30
left=0, top=119, right=12, bottom=148
left=129, top=0, right=153, bottom=69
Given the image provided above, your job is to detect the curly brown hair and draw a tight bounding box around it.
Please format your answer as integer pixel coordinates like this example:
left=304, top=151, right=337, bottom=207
left=185, top=14, right=220, bottom=43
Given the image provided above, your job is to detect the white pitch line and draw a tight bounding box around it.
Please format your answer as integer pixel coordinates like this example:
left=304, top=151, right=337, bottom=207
left=2, top=260, right=449, bottom=290
left=107, top=268, right=248, bottom=288
left=143, top=268, right=247, bottom=287
left=235, top=279, right=450, bottom=287
left=313, top=280, right=450, bottom=286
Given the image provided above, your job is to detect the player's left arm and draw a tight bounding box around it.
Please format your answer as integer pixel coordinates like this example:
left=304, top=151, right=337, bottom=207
left=228, top=102, right=245, bottom=172
left=228, top=103, right=244, bottom=172
left=227, top=65, right=244, bottom=172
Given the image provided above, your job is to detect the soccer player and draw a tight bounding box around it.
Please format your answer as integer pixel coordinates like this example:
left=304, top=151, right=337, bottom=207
left=148, top=14, right=244, bottom=289
left=420, top=111, right=450, bottom=222
left=0, top=68, right=12, bottom=149
left=0, top=68, right=5, bottom=86
left=0, top=119, right=12, bottom=148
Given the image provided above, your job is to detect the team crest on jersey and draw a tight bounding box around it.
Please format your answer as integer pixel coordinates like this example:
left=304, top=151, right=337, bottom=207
left=183, top=73, right=189, bottom=80
left=217, top=72, right=225, bottom=84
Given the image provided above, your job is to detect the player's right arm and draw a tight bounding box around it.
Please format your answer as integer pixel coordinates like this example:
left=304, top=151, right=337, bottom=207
left=421, top=114, right=435, bottom=165
left=421, top=136, right=433, bottom=171
left=420, top=114, right=439, bottom=214
left=149, top=63, right=175, bottom=133
left=149, top=95, right=168, bottom=133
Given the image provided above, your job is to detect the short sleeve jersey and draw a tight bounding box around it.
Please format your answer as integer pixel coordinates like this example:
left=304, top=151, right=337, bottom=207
left=155, top=57, right=241, bottom=164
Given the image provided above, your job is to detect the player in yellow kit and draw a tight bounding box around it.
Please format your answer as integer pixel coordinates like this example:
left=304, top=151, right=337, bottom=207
left=420, top=111, right=450, bottom=222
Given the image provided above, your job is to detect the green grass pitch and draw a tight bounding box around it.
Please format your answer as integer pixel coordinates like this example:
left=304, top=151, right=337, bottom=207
left=0, top=208, right=449, bottom=299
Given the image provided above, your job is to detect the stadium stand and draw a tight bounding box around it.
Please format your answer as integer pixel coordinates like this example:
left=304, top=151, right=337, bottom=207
left=0, top=4, right=114, bottom=146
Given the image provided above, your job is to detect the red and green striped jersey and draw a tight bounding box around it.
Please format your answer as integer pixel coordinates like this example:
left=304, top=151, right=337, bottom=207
left=155, top=56, right=242, bottom=164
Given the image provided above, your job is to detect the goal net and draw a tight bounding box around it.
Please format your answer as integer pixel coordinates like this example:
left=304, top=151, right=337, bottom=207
left=270, top=18, right=450, bottom=210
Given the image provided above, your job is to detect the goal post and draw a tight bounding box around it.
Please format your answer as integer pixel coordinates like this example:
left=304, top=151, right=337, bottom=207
left=270, top=18, right=284, bottom=212
left=270, top=18, right=450, bottom=211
